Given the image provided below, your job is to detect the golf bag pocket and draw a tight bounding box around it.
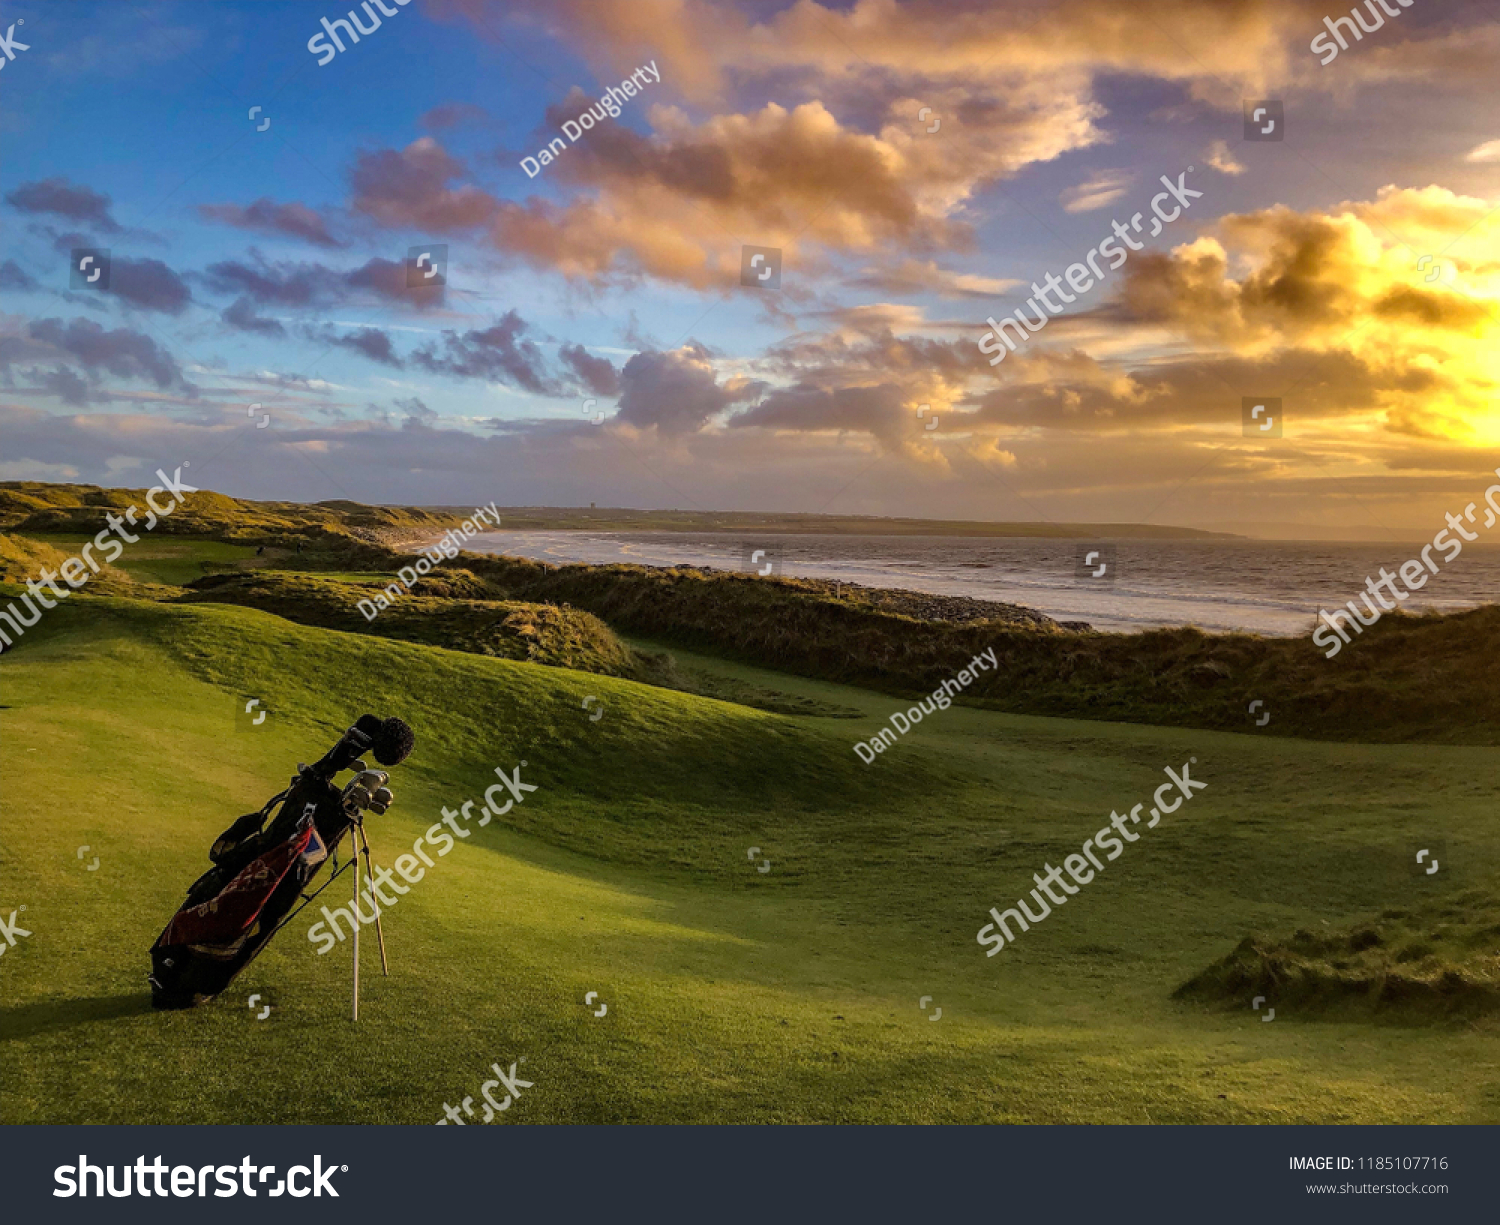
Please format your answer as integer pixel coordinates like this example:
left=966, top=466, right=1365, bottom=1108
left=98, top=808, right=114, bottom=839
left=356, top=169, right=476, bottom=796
left=210, top=811, right=270, bottom=863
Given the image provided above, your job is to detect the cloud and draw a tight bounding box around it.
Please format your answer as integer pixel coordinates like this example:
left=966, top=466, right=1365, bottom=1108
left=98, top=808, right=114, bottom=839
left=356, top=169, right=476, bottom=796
left=558, top=343, right=620, bottom=396
left=420, top=103, right=489, bottom=130
left=344, top=256, right=445, bottom=306
left=614, top=343, right=763, bottom=432
left=1115, top=187, right=1500, bottom=350
left=847, top=259, right=1021, bottom=299
left=201, top=251, right=441, bottom=310
left=39, top=366, right=99, bottom=407
left=1060, top=170, right=1132, bottom=213
left=349, top=74, right=1100, bottom=286
left=222, top=297, right=286, bottom=337
left=105, top=257, right=194, bottom=315
left=729, top=381, right=916, bottom=449
left=1204, top=139, right=1246, bottom=175
left=314, top=327, right=405, bottom=368
left=410, top=311, right=558, bottom=394
left=46, top=18, right=203, bottom=78
left=202, top=253, right=344, bottom=307
left=23, top=316, right=187, bottom=391
left=199, top=198, right=345, bottom=248
left=438, top=0, right=1314, bottom=105
left=1465, top=139, right=1500, bottom=164
left=349, top=138, right=500, bottom=231
left=393, top=396, right=437, bottom=423
left=0, top=261, right=37, bottom=291
left=0, top=458, right=82, bottom=481
left=5, top=177, right=123, bottom=233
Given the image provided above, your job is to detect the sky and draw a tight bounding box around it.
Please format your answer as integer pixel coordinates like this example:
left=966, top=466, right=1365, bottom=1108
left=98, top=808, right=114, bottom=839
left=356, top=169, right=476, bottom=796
left=0, top=0, right=1497, bottom=537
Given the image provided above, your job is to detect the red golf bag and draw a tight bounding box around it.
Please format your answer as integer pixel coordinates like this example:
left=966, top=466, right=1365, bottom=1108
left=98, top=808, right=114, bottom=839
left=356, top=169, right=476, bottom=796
left=148, top=714, right=414, bottom=1009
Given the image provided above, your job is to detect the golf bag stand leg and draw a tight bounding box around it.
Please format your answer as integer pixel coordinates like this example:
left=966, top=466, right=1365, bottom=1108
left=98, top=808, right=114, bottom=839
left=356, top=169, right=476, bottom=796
left=352, top=836, right=360, bottom=1022
left=357, top=819, right=390, bottom=977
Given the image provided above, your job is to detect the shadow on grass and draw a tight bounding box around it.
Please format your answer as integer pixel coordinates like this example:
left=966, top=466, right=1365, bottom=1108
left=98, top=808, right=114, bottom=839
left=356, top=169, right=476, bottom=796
left=0, top=993, right=155, bottom=1042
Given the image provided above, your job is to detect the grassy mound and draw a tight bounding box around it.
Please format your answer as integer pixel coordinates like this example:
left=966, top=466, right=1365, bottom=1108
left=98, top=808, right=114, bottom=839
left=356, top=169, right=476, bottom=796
left=0, top=532, right=81, bottom=583
left=1175, top=890, right=1500, bottom=1021
left=0, top=531, right=131, bottom=588
left=177, top=571, right=644, bottom=677
left=0, top=479, right=461, bottom=543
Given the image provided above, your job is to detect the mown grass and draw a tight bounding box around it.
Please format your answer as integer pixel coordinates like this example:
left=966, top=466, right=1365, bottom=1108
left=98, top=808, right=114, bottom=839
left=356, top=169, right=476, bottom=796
left=1, top=595, right=1496, bottom=1124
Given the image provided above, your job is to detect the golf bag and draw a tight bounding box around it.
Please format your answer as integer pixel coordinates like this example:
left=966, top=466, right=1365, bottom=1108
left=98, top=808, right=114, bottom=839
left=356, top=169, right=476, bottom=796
left=148, top=714, right=415, bottom=1009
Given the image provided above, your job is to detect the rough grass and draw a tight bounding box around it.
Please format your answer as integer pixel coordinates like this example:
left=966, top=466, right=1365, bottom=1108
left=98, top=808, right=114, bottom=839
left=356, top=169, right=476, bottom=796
left=0, top=480, right=462, bottom=542
left=176, top=571, right=645, bottom=677
left=0, top=532, right=82, bottom=582
left=428, top=549, right=1500, bottom=745
left=1176, top=890, right=1500, bottom=1021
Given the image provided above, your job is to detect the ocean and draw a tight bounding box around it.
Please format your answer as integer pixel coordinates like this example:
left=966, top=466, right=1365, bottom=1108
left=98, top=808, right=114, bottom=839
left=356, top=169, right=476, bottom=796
left=452, top=530, right=1500, bottom=636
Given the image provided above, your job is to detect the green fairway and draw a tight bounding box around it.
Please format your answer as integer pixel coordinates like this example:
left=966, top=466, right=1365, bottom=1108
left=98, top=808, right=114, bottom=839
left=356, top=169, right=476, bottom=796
left=1, top=595, right=1496, bottom=1123
left=20, top=533, right=261, bottom=586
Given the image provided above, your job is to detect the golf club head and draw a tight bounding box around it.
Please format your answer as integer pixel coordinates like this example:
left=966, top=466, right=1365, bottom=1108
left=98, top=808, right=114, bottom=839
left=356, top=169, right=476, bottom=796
left=368, top=801, right=389, bottom=815
left=349, top=759, right=369, bottom=775
left=372, top=786, right=393, bottom=808
left=371, top=717, right=415, bottom=767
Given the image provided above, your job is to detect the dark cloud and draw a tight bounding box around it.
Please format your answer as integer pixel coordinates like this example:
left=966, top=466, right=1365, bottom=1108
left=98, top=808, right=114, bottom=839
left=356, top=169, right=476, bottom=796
left=108, top=256, right=193, bottom=315
left=349, top=138, right=499, bottom=231
left=313, top=326, right=405, bottom=368
left=5, top=177, right=123, bottom=233
left=25, top=316, right=187, bottom=390
left=558, top=342, right=620, bottom=396
left=410, top=311, right=557, bottom=394
left=542, top=88, right=736, bottom=201
left=344, top=256, right=443, bottom=305
left=44, top=228, right=97, bottom=253
left=199, top=198, right=345, bottom=249
left=222, top=297, right=286, bottom=337
left=393, top=395, right=437, bottom=423
left=201, top=252, right=345, bottom=307
left=0, top=260, right=37, bottom=290
left=615, top=343, right=762, bottom=433
left=966, top=347, right=1443, bottom=432
left=200, top=252, right=440, bottom=310
left=39, top=366, right=98, bottom=407
left=729, top=381, right=910, bottom=443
